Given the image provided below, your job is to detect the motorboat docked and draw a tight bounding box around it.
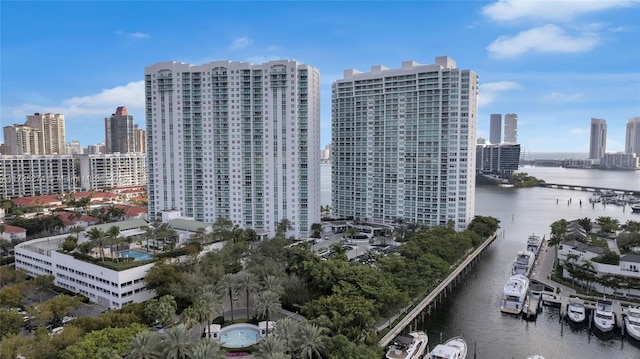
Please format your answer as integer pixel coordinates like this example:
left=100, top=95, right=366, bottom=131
left=512, top=250, right=536, bottom=277
left=526, top=234, right=542, bottom=255
left=566, top=297, right=586, bottom=325
left=624, top=306, right=640, bottom=341
left=593, top=300, right=615, bottom=333
left=631, top=204, right=640, bottom=212
left=500, top=274, right=529, bottom=315
left=386, top=331, right=428, bottom=359
left=428, top=336, right=467, bottom=359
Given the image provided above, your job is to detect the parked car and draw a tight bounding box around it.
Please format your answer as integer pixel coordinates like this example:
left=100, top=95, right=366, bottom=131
left=49, top=327, right=64, bottom=336
left=61, top=316, right=76, bottom=325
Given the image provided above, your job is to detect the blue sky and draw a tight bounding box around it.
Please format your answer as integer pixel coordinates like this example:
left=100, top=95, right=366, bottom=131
left=2, top=1, right=639, bottom=153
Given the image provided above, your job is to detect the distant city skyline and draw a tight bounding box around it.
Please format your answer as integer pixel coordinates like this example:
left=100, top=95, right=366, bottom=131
left=1, top=1, right=639, bottom=153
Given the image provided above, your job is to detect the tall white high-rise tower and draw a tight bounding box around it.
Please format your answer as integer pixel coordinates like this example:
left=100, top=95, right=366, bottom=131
left=145, top=60, right=321, bottom=238
left=332, top=56, right=478, bottom=231
left=626, top=117, right=640, bottom=156
left=504, top=113, right=518, bottom=143
left=490, top=114, right=502, bottom=144
left=589, top=118, right=607, bottom=160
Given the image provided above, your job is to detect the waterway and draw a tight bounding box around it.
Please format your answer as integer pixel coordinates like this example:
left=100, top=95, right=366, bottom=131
left=320, top=164, right=640, bottom=358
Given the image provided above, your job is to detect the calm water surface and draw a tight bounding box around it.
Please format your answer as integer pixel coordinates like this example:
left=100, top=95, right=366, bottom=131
left=320, top=164, right=640, bottom=358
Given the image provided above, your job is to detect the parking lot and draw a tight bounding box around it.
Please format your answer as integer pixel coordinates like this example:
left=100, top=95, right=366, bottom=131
left=311, top=231, right=397, bottom=262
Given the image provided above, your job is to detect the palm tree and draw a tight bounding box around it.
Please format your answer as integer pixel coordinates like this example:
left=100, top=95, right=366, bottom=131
left=328, top=242, right=347, bottom=260
left=276, top=218, right=293, bottom=239
left=254, top=290, right=281, bottom=337
left=274, top=317, right=299, bottom=355
left=141, top=225, right=156, bottom=253
left=198, top=285, right=223, bottom=337
left=125, top=331, right=161, bottom=359
left=254, top=336, right=289, bottom=359
left=565, top=253, right=580, bottom=287
left=161, top=324, right=196, bottom=359
left=106, top=225, right=123, bottom=262
left=87, top=227, right=107, bottom=260
left=181, top=306, right=200, bottom=330
left=295, top=321, right=328, bottom=359
left=237, top=271, right=258, bottom=319
left=189, top=339, right=226, bottom=359
left=579, top=260, right=596, bottom=293
left=261, top=275, right=284, bottom=297
left=218, top=273, right=238, bottom=322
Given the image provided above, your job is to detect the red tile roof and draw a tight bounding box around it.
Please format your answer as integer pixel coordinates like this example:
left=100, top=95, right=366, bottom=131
left=11, top=195, right=63, bottom=207
left=54, top=211, right=98, bottom=226
left=0, top=223, right=27, bottom=233
left=113, top=204, right=148, bottom=217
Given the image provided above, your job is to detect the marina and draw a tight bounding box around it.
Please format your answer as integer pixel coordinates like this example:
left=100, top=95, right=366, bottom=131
left=322, top=164, right=640, bottom=358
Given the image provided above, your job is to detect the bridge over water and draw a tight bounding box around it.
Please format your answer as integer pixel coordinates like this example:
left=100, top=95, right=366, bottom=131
left=538, top=183, right=639, bottom=195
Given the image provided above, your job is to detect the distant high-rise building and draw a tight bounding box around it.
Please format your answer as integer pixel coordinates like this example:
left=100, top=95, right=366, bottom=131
left=25, top=113, right=66, bottom=154
left=134, top=125, right=146, bottom=153
left=66, top=140, right=83, bottom=155
left=626, top=117, right=640, bottom=156
left=3, top=124, right=41, bottom=155
left=105, top=106, right=139, bottom=153
left=504, top=113, right=518, bottom=143
left=86, top=143, right=106, bottom=154
left=477, top=137, right=486, bottom=144
left=476, top=143, right=521, bottom=175
left=589, top=118, right=607, bottom=160
left=490, top=114, right=502, bottom=144
left=145, top=59, right=321, bottom=238
left=332, top=56, right=478, bottom=231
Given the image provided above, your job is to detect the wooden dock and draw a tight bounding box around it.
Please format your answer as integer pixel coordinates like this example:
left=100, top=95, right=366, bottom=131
left=378, top=232, right=499, bottom=348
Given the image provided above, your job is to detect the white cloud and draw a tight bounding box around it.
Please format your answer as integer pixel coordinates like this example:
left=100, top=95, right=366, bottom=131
left=264, top=45, right=282, bottom=52
left=482, top=0, right=637, bottom=22
left=115, top=31, right=150, bottom=39
left=229, top=37, right=252, bottom=50
left=487, top=24, right=600, bottom=58
left=9, top=81, right=145, bottom=120
left=478, top=81, right=521, bottom=107
left=543, top=92, right=584, bottom=101
left=569, top=128, right=588, bottom=135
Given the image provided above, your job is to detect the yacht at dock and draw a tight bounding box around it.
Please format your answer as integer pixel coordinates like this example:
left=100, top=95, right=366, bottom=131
left=428, top=336, right=467, bottom=359
left=386, top=331, right=429, bottom=359
left=500, top=274, right=529, bottom=315
left=511, top=250, right=536, bottom=277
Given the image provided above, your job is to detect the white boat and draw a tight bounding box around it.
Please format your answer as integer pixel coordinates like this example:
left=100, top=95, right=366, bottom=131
left=566, top=298, right=586, bottom=325
left=624, top=306, right=640, bottom=341
left=386, top=331, right=428, bottom=359
left=526, top=356, right=545, bottom=359
left=631, top=204, right=640, bottom=212
left=526, top=234, right=542, bottom=255
left=428, top=336, right=467, bottom=359
left=593, top=300, right=615, bottom=333
left=511, top=251, right=536, bottom=276
left=500, top=274, right=529, bottom=315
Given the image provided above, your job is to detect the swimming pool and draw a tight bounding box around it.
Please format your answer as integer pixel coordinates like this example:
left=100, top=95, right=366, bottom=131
left=219, top=324, right=260, bottom=348
left=119, top=250, right=153, bottom=261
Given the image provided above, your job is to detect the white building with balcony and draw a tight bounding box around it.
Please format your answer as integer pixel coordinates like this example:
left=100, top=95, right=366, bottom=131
left=331, top=57, right=478, bottom=230
left=145, top=60, right=321, bottom=238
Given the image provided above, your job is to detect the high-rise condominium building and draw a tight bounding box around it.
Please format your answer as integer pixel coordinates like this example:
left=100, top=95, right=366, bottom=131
left=66, top=140, right=84, bottom=155
left=504, top=113, right=518, bottom=143
left=332, top=56, right=478, bottom=231
left=105, top=106, right=143, bottom=153
left=145, top=60, right=321, bottom=238
left=589, top=118, right=607, bottom=160
left=626, top=117, right=640, bottom=156
left=3, top=125, right=41, bottom=155
left=490, top=114, right=501, bottom=144
left=25, top=113, right=66, bottom=154
left=77, top=153, right=147, bottom=191
left=134, top=125, right=146, bottom=153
